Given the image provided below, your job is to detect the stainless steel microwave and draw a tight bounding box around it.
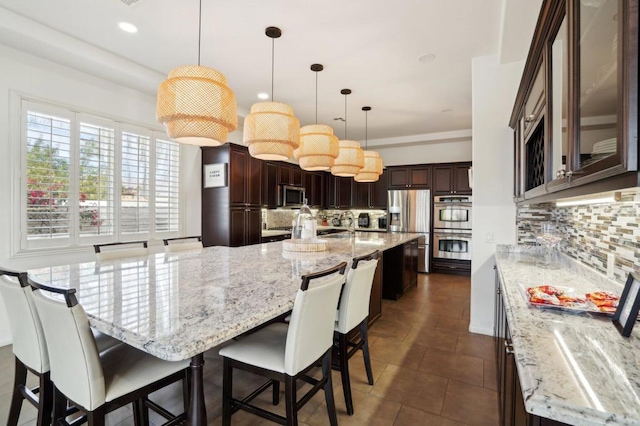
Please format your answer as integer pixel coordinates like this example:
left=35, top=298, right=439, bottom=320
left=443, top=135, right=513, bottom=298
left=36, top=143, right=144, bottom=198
left=278, top=185, right=306, bottom=208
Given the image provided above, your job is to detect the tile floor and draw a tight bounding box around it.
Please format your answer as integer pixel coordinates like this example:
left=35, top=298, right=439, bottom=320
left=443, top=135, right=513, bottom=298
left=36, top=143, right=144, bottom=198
left=0, top=273, right=499, bottom=425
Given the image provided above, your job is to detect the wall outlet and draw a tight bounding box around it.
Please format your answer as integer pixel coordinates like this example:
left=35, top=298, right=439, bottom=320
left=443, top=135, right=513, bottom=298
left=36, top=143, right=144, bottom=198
left=485, top=232, right=494, bottom=243
left=607, top=253, right=615, bottom=278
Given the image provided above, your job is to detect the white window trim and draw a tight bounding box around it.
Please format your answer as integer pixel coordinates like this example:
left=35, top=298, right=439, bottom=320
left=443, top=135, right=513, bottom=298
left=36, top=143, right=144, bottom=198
left=10, top=92, right=184, bottom=258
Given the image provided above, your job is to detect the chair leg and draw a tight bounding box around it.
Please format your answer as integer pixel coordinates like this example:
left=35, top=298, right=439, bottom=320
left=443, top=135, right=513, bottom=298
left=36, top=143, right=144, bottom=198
left=182, top=371, right=191, bottom=412
left=222, top=358, right=233, bottom=426
left=322, top=349, right=338, bottom=426
left=284, top=375, right=298, bottom=426
left=36, top=372, right=53, bottom=426
left=132, top=400, right=143, bottom=426
left=272, top=379, right=280, bottom=405
left=52, top=386, right=67, bottom=426
left=7, top=357, right=27, bottom=426
left=338, top=333, right=354, bottom=415
left=87, top=405, right=106, bottom=426
left=360, top=319, right=375, bottom=385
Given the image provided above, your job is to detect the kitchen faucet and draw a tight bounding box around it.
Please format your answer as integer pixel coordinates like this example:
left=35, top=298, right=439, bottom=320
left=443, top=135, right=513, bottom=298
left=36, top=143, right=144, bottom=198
left=340, top=211, right=356, bottom=237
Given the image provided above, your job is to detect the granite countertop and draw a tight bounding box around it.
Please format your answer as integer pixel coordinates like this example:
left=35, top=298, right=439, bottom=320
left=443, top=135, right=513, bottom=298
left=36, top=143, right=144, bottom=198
left=263, top=226, right=387, bottom=237
left=28, top=232, right=419, bottom=362
left=495, top=245, right=640, bottom=426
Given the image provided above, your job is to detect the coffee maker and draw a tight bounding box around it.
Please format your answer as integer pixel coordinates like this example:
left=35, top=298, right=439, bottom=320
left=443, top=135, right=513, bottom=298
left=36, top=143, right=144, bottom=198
left=358, top=213, right=370, bottom=228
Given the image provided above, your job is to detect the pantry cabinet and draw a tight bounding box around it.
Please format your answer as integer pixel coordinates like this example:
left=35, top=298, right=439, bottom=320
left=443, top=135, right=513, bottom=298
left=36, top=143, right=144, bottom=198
left=510, top=0, right=638, bottom=204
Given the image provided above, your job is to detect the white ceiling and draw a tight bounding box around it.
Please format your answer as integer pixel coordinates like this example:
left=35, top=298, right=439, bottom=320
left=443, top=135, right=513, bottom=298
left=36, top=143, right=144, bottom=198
left=0, top=0, right=509, bottom=141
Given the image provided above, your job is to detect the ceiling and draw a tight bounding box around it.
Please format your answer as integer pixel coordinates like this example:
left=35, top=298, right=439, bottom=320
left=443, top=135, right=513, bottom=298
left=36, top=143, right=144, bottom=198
left=0, top=0, right=507, bottom=142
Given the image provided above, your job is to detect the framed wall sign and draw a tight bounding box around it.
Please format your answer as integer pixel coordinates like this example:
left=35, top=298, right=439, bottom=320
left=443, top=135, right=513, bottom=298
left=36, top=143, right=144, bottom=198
left=612, top=273, right=640, bottom=337
left=203, top=163, right=228, bottom=188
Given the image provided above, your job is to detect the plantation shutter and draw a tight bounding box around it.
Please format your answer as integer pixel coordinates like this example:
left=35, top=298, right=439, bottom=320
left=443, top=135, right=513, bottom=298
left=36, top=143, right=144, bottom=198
left=78, top=121, right=115, bottom=236
left=154, top=138, right=180, bottom=233
left=121, top=131, right=151, bottom=234
left=25, top=110, right=72, bottom=240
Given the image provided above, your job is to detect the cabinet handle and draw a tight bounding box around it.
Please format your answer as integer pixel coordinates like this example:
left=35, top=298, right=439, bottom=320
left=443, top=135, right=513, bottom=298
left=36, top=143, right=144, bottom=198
left=505, top=345, right=514, bottom=355
left=525, top=114, right=536, bottom=123
left=556, top=169, right=566, bottom=179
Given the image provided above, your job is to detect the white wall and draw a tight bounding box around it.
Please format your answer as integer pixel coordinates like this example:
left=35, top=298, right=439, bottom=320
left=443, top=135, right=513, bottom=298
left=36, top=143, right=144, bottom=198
left=376, top=138, right=472, bottom=166
left=469, top=54, right=523, bottom=335
left=0, top=43, right=201, bottom=345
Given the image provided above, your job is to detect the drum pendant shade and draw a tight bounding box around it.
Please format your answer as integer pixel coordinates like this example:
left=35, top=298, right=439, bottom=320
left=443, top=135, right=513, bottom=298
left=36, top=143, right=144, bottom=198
left=244, top=101, right=300, bottom=161
left=157, top=65, right=238, bottom=146
left=354, top=150, right=383, bottom=182
left=331, top=140, right=364, bottom=177
left=299, top=124, right=339, bottom=171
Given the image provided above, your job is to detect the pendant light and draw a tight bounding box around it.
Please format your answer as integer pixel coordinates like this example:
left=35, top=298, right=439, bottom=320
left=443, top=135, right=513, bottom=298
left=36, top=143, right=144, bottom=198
left=298, top=64, right=339, bottom=171
left=331, top=89, right=364, bottom=177
left=156, top=0, right=237, bottom=146
left=354, top=106, right=384, bottom=182
left=243, top=27, right=300, bottom=161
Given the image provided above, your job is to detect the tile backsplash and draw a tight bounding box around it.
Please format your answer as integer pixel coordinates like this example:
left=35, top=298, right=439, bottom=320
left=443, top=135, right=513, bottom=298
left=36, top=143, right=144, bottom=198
left=516, top=193, right=640, bottom=284
left=263, top=208, right=387, bottom=230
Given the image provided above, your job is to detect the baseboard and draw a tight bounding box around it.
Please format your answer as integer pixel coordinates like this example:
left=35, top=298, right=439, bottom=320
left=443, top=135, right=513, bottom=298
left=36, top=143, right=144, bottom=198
left=468, top=324, right=494, bottom=336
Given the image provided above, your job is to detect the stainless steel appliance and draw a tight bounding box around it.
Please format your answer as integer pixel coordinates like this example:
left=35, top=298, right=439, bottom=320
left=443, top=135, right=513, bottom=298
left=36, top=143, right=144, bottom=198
left=387, top=189, right=430, bottom=273
left=433, top=195, right=472, bottom=230
left=278, top=185, right=306, bottom=208
left=433, top=229, right=472, bottom=261
left=358, top=213, right=370, bottom=228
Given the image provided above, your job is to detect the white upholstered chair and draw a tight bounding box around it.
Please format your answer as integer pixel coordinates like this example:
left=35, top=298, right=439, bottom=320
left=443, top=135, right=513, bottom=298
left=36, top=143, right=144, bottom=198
left=0, top=269, right=120, bottom=426
left=93, top=241, right=149, bottom=261
left=29, top=277, right=191, bottom=426
left=219, top=262, right=347, bottom=426
left=163, top=236, right=203, bottom=253
left=334, top=250, right=379, bottom=415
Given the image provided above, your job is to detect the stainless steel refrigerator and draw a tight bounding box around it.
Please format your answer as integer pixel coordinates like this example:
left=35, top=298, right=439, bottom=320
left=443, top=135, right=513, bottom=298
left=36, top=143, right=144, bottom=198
left=387, top=189, right=431, bottom=273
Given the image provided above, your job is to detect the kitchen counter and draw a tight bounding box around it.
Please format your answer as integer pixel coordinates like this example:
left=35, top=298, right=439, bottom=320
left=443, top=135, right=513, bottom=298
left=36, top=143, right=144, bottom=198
left=263, top=226, right=387, bottom=237
left=495, top=245, right=640, bottom=426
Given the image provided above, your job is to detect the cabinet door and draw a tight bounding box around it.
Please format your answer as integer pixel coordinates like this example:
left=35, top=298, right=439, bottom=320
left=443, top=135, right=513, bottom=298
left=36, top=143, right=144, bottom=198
left=324, top=173, right=336, bottom=208
left=246, top=208, right=262, bottom=245
left=291, top=167, right=303, bottom=187
left=310, top=173, right=323, bottom=207
left=371, top=171, right=388, bottom=209
left=433, top=166, right=453, bottom=194
left=336, top=177, right=352, bottom=208
left=388, top=168, right=409, bottom=188
left=229, top=148, right=248, bottom=205
left=229, top=208, right=246, bottom=247
left=409, top=166, right=431, bottom=187
left=262, top=162, right=278, bottom=208
left=247, top=155, right=262, bottom=205
left=453, top=165, right=472, bottom=194
left=278, top=165, right=291, bottom=185
left=352, top=181, right=371, bottom=208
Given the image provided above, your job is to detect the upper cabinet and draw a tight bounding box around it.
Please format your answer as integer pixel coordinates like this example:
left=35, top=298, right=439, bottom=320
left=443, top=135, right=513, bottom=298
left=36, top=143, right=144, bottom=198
left=510, top=0, right=638, bottom=203
left=388, top=165, right=432, bottom=189
left=433, top=163, right=472, bottom=195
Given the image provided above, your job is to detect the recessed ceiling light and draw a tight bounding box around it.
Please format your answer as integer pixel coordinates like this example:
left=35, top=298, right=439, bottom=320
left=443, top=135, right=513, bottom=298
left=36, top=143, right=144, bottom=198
left=257, top=92, right=269, bottom=100
left=417, top=53, right=436, bottom=63
left=118, top=22, right=138, bottom=33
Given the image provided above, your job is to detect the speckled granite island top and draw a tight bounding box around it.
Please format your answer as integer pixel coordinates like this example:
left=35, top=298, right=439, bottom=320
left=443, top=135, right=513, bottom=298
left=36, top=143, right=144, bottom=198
left=495, top=246, right=640, bottom=426
left=28, top=232, right=419, bottom=362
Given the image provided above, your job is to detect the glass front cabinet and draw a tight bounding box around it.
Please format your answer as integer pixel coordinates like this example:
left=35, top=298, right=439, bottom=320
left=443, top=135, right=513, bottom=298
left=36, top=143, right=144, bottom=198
left=510, top=0, right=638, bottom=203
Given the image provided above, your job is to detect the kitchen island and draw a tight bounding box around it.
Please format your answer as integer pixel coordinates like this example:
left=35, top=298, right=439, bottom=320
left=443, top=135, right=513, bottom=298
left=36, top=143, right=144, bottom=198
left=495, top=246, right=640, bottom=426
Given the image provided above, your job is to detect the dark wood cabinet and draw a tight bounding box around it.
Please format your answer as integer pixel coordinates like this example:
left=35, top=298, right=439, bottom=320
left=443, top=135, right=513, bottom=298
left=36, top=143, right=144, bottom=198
left=278, top=164, right=303, bottom=187
left=304, top=172, right=323, bottom=207
left=511, top=0, right=638, bottom=204
left=328, top=176, right=352, bottom=209
left=351, top=171, right=389, bottom=209
left=262, top=162, right=278, bottom=208
left=388, top=165, right=432, bottom=189
left=403, top=239, right=418, bottom=292
left=382, top=239, right=419, bottom=300
left=433, top=162, right=472, bottom=195
left=202, top=144, right=262, bottom=248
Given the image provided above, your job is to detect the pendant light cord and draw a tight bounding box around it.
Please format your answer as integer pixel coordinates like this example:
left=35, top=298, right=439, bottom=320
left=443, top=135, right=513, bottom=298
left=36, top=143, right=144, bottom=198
left=271, top=37, right=275, bottom=101
left=315, top=72, right=318, bottom=124
left=344, top=94, right=348, bottom=139
left=365, top=110, right=368, bottom=150
left=197, top=0, right=202, bottom=66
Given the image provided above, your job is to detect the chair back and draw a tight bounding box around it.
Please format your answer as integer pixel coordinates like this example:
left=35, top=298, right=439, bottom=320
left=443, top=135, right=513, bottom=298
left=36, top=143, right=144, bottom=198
left=30, top=279, right=106, bottom=410
left=0, top=269, right=49, bottom=373
left=336, top=251, right=379, bottom=334
left=163, top=236, right=203, bottom=253
left=285, top=262, right=347, bottom=376
left=94, top=241, right=149, bottom=261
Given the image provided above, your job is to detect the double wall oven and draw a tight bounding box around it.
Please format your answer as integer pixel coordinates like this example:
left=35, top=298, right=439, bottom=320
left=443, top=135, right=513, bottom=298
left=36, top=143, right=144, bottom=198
left=433, top=195, right=472, bottom=261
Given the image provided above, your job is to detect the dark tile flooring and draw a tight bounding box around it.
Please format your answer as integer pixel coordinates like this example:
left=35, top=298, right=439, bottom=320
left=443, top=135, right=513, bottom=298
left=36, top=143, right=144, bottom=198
left=0, top=273, right=498, bottom=425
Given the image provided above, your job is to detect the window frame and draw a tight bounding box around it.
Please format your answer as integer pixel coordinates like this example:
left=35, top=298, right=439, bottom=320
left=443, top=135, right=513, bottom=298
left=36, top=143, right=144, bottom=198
left=15, top=96, right=183, bottom=255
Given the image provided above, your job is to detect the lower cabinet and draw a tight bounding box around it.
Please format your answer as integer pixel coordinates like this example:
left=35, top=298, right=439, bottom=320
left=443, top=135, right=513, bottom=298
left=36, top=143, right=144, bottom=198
left=403, top=239, right=418, bottom=292
left=382, top=240, right=419, bottom=300
left=494, top=266, right=568, bottom=426
left=229, top=208, right=261, bottom=247
left=432, top=259, right=471, bottom=276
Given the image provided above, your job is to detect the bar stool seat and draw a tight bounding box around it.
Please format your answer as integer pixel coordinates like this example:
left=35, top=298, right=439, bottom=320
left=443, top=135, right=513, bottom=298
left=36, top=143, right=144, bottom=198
left=219, top=323, right=288, bottom=373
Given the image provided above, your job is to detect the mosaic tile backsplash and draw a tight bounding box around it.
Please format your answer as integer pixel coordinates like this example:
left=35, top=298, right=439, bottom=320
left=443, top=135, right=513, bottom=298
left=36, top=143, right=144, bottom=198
left=516, top=193, right=640, bottom=285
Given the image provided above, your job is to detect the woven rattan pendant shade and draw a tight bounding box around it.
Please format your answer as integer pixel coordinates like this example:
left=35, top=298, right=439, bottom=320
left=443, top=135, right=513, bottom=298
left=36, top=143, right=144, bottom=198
left=354, top=150, right=383, bottom=182
left=298, top=124, right=339, bottom=171
left=157, top=66, right=238, bottom=146
left=331, top=140, right=364, bottom=177
left=244, top=101, right=300, bottom=161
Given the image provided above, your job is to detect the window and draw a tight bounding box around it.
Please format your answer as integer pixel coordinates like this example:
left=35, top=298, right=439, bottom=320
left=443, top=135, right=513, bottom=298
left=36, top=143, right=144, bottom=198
left=21, top=100, right=181, bottom=250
